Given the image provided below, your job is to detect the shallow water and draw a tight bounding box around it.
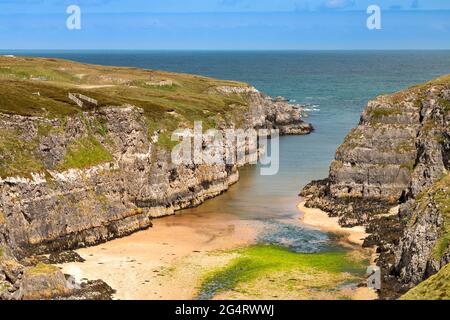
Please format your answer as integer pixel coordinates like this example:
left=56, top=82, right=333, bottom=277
left=257, top=220, right=330, bottom=253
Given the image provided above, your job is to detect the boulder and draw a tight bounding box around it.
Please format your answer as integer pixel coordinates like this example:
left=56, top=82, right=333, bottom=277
left=19, top=263, right=72, bottom=300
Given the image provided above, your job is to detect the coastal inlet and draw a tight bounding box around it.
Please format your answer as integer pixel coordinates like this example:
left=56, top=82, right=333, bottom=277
left=60, top=158, right=375, bottom=300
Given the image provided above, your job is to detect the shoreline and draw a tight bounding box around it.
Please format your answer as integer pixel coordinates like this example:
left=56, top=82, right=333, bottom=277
left=297, top=200, right=368, bottom=246
left=297, top=200, right=379, bottom=300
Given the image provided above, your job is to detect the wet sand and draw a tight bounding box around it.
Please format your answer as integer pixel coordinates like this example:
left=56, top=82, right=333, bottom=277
left=60, top=212, right=263, bottom=300
left=298, top=201, right=368, bottom=246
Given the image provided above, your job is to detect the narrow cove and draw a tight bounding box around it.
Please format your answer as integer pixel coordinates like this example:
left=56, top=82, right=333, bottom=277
left=59, top=137, right=374, bottom=300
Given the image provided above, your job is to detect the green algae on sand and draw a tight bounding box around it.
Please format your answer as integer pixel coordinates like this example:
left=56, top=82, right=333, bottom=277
left=197, top=245, right=368, bottom=300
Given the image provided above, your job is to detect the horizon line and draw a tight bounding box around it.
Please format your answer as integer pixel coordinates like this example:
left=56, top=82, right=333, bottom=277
left=2, top=48, right=450, bottom=52
left=2, top=9, right=450, bottom=14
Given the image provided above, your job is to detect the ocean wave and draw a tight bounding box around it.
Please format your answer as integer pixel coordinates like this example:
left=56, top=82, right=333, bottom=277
left=303, top=104, right=321, bottom=112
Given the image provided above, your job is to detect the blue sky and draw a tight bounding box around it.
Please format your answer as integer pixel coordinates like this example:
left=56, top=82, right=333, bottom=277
left=0, top=0, right=449, bottom=49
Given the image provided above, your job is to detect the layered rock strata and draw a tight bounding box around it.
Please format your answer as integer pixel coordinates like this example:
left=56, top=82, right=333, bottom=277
left=0, top=92, right=311, bottom=257
left=0, top=88, right=312, bottom=299
left=301, top=76, right=449, bottom=298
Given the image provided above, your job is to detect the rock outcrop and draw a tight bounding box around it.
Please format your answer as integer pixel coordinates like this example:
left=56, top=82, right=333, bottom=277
left=301, top=75, right=450, bottom=298
left=400, top=261, right=450, bottom=300
left=1, top=243, right=115, bottom=300
left=394, top=174, right=450, bottom=286
left=0, top=87, right=311, bottom=299
left=0, top=244, right=24, bottom=299
left=19, top=263, right=71, bottom=300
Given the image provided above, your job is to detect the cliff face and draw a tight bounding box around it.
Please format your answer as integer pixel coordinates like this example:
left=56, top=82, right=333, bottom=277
left=395, top=174, right=449, bottom=285
left=302, top=75, right=450, bottom=298
left=0, top=91, right=311, bottom=259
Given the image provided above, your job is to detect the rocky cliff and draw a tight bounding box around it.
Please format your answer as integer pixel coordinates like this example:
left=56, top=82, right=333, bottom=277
left=0, top=57, right=312, bottom=299
left=0, top=94, right=311, bottom=258
left=301, top=75, right=450, bottom=299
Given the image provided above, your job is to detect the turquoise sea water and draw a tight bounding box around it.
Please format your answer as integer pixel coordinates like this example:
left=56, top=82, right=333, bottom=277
left=4, top=50, right=450, bottom=250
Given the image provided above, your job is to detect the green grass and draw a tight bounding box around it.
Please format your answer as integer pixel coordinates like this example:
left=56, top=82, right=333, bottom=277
left=198, top=245, right=366, bottom=299
left=156, top=131, right=180, bottom=149
left=401, top=263, right=450, bottom=300
left=400, top=160, right=416, bottom=173
left=0, top=124, right=114, bottom=177
left=57, top=135, right=113, bottom=170
left=369, top=74, right=449, bottom=125
left=439, top=98, right=450, bottom=112
left=0, top=57, right=253, bottom=177
left=91, top=117, right=109, bottom=137
left=37, top=123, right=65, bottom=137
left=430, top=174, right=450, bottom=260
left=0, top=128, right=44, bottom=178
left=0, top=56, right=255, bottom=175
left=0, top=56, right=250, bottom=132
left=370, top=107, right=401, bottom=119
left=414, top=174, right=450, bottom=260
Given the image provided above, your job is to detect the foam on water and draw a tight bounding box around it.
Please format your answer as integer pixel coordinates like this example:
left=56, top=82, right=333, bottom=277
left=257, top=220, right=331, bottom=253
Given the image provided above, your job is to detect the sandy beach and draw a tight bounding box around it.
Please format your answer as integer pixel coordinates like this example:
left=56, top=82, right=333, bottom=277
left=298, top=201, right=368, bottom=246
left=59, top=211, right=263, bottom=300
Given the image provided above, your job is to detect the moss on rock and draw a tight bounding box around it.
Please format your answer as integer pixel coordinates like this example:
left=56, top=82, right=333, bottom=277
left=431, top=174, right=450, bottom=260
left=0, top=128, right=44, bottom=178
left=58, top=135, right=113, bottom=170
left=27, top=262, right=60, bottom=275
left=0, top=211, right=5, bottom=225
left=21, top=263, right=71, bottom=300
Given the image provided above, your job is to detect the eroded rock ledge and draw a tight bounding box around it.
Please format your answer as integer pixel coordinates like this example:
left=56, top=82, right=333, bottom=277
left=301, top=76, right=449, bottom=299
left=0, top=90, right=311, bottom=299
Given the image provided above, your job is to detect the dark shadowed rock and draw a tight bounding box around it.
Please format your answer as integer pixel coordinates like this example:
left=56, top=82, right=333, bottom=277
left=48, top=251, right=85, bottom=264
left=58, top=278, right=115, bottom=300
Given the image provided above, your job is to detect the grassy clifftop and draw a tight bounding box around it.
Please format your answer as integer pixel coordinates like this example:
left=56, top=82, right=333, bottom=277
left=401, top=263, right=450, bottom=300
left=0, top=55, right=251, bottom=129
left=0, top=56, right=261, bottom=178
